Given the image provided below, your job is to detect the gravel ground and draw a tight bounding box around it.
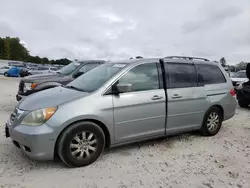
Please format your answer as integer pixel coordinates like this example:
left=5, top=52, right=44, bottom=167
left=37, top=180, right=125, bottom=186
left=0, top=76, right=249, bottom=188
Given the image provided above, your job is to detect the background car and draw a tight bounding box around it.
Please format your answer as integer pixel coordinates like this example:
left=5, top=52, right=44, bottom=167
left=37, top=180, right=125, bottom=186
left=230, top=70, right=248, bottom=88
left=16, top=60, right=105, bottom=101
left=0, top=66, right=11, bottom=75
left=4, top=67, right=21, bottom=77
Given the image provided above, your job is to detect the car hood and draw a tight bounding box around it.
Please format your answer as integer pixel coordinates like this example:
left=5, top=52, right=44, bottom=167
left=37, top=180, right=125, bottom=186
left=231, top=77, right=248, bottom=82
left=22, top=73, right=69, bottom=83
left=17, top=86, right=89, bottom=111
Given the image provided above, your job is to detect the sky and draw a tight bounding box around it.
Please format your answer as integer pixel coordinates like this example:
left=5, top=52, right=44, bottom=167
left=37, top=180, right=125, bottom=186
left=0, top=0, right=250, bottom=64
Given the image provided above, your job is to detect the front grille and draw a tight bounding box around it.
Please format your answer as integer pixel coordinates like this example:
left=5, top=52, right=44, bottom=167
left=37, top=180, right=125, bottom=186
left=18, top=80, right=24, bottom=94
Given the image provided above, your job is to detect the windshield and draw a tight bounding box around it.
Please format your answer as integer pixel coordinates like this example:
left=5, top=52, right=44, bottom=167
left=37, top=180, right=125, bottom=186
left=67, top=63, right=126, bottom=92
left=58, top=61, right=81, bottom=75
left=232, top=72, right=246, bottom=78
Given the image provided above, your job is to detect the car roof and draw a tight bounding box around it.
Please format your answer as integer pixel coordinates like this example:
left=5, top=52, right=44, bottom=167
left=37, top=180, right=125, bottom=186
left=107, top=57, right=218, bottom=66
left=107, top=58, right=160, bottom=65
left=77, top=60, right=106, bottom=64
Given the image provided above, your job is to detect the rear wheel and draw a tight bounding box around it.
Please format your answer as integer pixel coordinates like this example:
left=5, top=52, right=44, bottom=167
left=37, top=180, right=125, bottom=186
left=57, top=121, right=105, bottom=167
left=3, top=72, right=8, bottom=77
left=200, top=107, right=223, bottom=136
left=238, top=100, right=249, bottom=108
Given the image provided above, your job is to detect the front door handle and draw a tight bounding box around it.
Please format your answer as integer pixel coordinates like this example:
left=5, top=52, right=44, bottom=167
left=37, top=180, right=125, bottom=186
left=151, top=95, right=163, bottom=100
left=172, top=94, right=182, bottom=99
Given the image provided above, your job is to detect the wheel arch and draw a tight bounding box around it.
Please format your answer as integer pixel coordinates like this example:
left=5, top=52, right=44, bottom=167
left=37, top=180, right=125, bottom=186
left=205, top=104, right=224, bottom=120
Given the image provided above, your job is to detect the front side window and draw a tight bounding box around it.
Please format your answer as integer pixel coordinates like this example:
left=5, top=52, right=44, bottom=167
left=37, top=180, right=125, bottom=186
left=196, top=64, right=226, bottom=85
left=166, top=63, right=197, bottom=88
left=118, top=63, right=160, bottom=92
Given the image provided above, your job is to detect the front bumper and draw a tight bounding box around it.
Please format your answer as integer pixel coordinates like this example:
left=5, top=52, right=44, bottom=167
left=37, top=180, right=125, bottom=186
left=5, top=121, right=57, bottom=161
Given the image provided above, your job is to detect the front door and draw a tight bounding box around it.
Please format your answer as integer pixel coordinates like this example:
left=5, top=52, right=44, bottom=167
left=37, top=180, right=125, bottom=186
left=164, top=62, right=208, bottom=134
left=113, top=63, right=166, bottom=142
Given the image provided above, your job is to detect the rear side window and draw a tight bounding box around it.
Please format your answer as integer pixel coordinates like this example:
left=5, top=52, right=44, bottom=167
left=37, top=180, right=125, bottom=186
left=195, top=64, right=226, bottom=85
left=166, top=63, right=197, bottom=88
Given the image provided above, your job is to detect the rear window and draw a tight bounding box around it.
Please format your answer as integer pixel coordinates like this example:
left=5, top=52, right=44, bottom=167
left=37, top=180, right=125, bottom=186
left=195, top=64, right=226, bottom=85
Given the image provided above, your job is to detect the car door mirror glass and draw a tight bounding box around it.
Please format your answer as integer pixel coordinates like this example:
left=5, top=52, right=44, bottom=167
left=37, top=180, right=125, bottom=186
left=116, top=83, right=132, bottom=93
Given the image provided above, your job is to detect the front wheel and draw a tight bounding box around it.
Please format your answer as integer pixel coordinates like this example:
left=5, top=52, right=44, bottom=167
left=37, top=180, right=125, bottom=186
left=3, top=72, right=8, bottom=77
left=200, top=107, right=223, bottom=136
left=238, top=100, right=249, bottom=108
left=57, top=121, right=105, bottom=167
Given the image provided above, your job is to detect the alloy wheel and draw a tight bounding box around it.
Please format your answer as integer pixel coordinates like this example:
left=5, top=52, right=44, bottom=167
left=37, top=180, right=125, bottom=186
left=70, top=131, right=97, bottom=159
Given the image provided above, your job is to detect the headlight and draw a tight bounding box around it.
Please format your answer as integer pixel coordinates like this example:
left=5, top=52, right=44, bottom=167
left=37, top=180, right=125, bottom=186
left=21, top=107, right=57, bottom=126
left=24, top=82, right=37, bottom=91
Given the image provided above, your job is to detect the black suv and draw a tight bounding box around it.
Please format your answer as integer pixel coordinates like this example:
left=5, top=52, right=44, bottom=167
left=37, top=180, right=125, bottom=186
left=16, top=60, right=105, bottom=101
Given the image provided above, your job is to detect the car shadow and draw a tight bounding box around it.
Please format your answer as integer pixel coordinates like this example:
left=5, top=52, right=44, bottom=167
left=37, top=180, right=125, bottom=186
left=5, top=131, right=204, bottom=170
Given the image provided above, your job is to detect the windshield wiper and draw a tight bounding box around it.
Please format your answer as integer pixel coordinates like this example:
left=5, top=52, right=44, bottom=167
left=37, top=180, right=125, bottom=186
left=63, top=85, right=85, bottom=92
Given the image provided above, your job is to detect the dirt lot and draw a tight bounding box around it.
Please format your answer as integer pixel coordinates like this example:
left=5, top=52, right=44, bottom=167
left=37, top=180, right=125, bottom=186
left=0, top=76, right=249, bottom=188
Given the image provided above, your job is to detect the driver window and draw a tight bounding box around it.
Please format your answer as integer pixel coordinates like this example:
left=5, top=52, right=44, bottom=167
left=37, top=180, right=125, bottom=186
left=118, top=63, right=160, bottom=92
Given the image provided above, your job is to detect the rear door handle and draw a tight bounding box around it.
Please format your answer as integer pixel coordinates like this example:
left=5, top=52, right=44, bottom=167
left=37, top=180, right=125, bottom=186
left=151, top=95, right=163, bottom=100
left=172, top=94, right=182, bottom=99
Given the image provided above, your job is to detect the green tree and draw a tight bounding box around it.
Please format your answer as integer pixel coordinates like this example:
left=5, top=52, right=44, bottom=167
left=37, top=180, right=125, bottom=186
left=42, top=57, right=50, bottom=64
left=9, top=37, right=29, bottom=61
left=52, top=58, right=71, bottom=65
left=3, top=37, right=11, bottom=59
left=220, top=57, right=227, bottom=67
left=28, top=56, right=42, bottom=64
left=0, top=37, right=4, bottom=59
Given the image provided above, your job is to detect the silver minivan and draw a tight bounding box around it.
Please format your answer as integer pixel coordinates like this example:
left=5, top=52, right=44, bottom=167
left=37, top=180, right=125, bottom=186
left=5, top=56, right=237, bottom=167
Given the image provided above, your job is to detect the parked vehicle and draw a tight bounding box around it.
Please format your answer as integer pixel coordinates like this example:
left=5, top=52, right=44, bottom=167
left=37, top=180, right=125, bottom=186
left=8, top=61, right=26, bottom=68
left=4, top=67, right=21, bottom=77
left=5, top=56, right=237, bottom=167
left=235, top=84, right=250, bottom=108
left=235, top=64, right=250, bottom=108
left=19, top=68, right=32, bottom=77
left=0, top=66, right=11, bottom=75
left=231, top=70, right=248, bottom=88
left=16, top=60, right=105, bottom=101
left=28, top=66, right=54, bottom=75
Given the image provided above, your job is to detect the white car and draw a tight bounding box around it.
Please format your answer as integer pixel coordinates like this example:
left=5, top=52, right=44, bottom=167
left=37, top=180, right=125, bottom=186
left=0, top=66, right=11, bottom=75
left=29, top=66, right=58, bottom=75
left=231, top=70, right=248, bottom=88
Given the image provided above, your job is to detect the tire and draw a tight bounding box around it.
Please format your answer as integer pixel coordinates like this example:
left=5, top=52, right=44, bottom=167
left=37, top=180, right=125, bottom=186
left=4, top=72, right=8, bottom=77
left=200, top=107, right=223, bottom=136
left=57, top=121, right=105, bottom=167
left=238, top=100, right=249, bottom=108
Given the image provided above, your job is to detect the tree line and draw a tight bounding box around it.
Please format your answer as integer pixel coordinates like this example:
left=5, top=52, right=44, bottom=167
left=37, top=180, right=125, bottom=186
left=0, top=36, right=249, bottom=69
left=219, top=57, right=249, bottom=72
left=0, top=37, right=71, bottom=65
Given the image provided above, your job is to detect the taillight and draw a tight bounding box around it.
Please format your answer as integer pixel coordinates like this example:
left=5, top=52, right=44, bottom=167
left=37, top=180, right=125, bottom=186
left=230, top=88, right=236, bottom=97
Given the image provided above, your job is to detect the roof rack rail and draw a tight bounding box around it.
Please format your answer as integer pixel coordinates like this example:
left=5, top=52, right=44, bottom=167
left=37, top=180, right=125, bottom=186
left=164, top=56, right=210, bottom=62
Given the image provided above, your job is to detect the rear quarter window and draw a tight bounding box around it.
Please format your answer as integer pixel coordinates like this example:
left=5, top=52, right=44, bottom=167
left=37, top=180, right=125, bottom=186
left=195, top=64, right=226, bottom=85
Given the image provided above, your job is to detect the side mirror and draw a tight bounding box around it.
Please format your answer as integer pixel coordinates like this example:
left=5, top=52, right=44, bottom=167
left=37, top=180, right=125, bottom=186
left=73, top=72, right=83, bottom=78
left=116, top=83, right=132, bottom=93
